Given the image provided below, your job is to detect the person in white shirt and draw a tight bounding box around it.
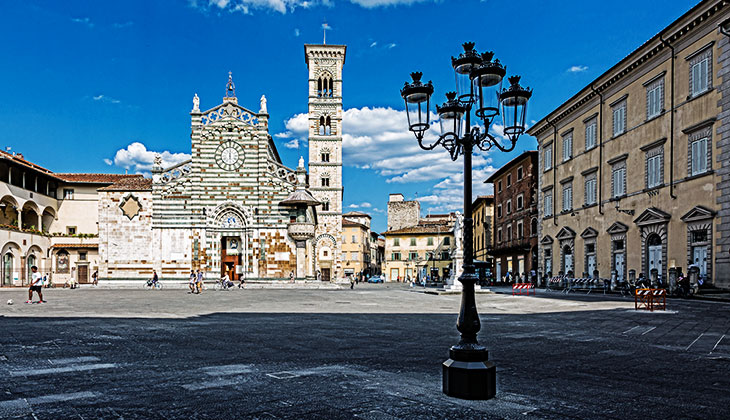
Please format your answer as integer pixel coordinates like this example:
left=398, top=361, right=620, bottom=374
left=27, top=266, right=45, bottom=304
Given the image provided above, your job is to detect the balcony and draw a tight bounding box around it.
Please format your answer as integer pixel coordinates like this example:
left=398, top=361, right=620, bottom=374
left=491, top=237, right=533, bottom=254
left=287, top=222, right=315, bottom=241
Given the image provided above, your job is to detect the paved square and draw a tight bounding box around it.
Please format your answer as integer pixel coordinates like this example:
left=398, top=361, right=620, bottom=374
left=1, top=285, right=729, bottom=419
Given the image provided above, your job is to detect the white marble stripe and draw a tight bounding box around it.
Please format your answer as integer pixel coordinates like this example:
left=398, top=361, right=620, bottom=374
left=8, top=363, right=117, bottom=377
left=49, top=356, right=100, bottom=365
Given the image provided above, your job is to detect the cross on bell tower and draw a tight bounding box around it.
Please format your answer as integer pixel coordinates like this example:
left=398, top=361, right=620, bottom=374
left=224, top=71, right=237, bottom=103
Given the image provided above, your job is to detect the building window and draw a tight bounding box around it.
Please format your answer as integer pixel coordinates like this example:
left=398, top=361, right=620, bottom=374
left=79, top=252, right=87, bottom=261
left=517, top=220, right=523, bottom=238
left=321, top=152, right=330, bottom=162
left=393, top=238, right=400, bottom=246
left=497, top=204, right=503, bottom=218
left=352, top=253, right=359, bottom=261
left=409, top=252, right=418, bottom=260
left=544, top=146, right=552, bottom=170
left=497, top=180, right=502, bottom=192
left=517, top=194, right=524, bottom=210
left=612, top=99, right=627, bottom=137
left=562, top=183, right=572, bottom=212
left=562, top=131, right=573, bottom=161
left=67, top=226, right=77, bottom=235
left=506, top=174, right=512, bottom=187
left=352, top=235, right=357, bottom=243
left=443, top=237, right=450, bottom=245
left=410, top=238, right=416, bottom=246
left=689, top=47, right=712, bottom=97
left=63, top=189, right=74, bottom=200
left=342, top=235, right=347, bottom=244
left=427, top=237, right=434, bottom=246
left=646, top=77, right=664, bottom=119
left=322, top=201, right=330, bottom=211
left=690, top=136, right=709, bottom=176
left=321, top=177, right=330, bottom=187
left=544, top=190, right=553, bottom=217
left=585, top=118, right=597, bottom=151
left=290, top=215, right=296, bottom=223
left=392, top=252, right=401, bottom=261
left=507, top=224, right=512, bottom=241
left=517, top=167, right=523, bottom=180
left=646, top=148, right=663, bottom=189
left=506, top=200, right=512, bottom=214
left=531, top=218, right=538, bottom=236
left=584, top=173, right=597, bottom=206
left=497, top=228, right=502, bottom=242
left=612, top=161, right=626, bottom=198
left=441, top=251, right=450, bottom=260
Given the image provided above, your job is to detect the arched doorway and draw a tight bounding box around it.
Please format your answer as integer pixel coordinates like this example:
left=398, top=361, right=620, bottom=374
left=2, top=252, right=13, bottom=286
left=646, top=233, right=662, bottom=280
left=563, top=245, right=573, bottom=276
left=26, top=254, right=36, bottom=284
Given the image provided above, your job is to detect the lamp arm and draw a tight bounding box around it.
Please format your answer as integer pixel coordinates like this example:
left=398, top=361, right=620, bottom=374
left=415, top=131, right=443, bottom=151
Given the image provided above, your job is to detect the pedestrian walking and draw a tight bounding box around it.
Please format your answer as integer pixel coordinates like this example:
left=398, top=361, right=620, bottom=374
left=189, top=270, right=197, bottom=293
left=196, top=269, right=204, bottom=293
left=350, top=275, right=355, bottom=289
left=289, top=270, right=295, bottom=283
left=26, top=266, right=45, bottom=304
left=92, top=270, right=98, bottom=286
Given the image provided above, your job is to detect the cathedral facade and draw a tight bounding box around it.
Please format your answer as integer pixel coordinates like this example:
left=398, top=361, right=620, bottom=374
left=98, top=44, right=345, bottom=283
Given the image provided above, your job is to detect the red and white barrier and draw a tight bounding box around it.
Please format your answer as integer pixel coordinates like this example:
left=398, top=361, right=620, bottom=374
left=512, top=283, right=535, bottom=296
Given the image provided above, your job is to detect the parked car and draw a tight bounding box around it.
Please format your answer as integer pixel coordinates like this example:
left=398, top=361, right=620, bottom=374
left=367, top=276, right=384, bottom=283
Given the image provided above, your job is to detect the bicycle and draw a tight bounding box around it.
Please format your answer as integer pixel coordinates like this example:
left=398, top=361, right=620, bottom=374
left=214, top=278, right=234, bottom=291
left=144, top=279, right=163, bottom=290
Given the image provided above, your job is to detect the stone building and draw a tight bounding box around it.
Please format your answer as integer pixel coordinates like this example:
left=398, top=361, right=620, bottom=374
left=486, top=151, right=539, bottom=281
left=472, top=195, right=494, bottom=278
left=342, top=211, right=371, bottom=278
left=370, top=232, right=384, bottom=276
left=98, top=72, right=324, bottom=283
left=307, top=44, right=347, bottom=282
left=0, top=149, right=142, bottom=286
left=527, top=0, right=730, bottom=288
left=384, top=193, right=455, bottom=282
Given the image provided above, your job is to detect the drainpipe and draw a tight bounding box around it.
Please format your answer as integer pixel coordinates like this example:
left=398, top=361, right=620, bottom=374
left=590, top=84, right=604, bottom=214
left=660, top=34, right=677, bottom=199
left=547, top=118, right=558, bottom=226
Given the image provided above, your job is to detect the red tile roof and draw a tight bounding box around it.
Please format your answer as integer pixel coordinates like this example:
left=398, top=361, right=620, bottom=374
left=55, top=173, right=140, bottom=184
left=385, top=225, right=454, bottom=235
left=51, top=243, right=98, bottom=249
left=98, top=176, right=152, bottom=191
left=0, top=150, right=55, bottom=175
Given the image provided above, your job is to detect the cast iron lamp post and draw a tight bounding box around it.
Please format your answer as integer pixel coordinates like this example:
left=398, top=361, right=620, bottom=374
left=400, top=42, right=531, bottom=400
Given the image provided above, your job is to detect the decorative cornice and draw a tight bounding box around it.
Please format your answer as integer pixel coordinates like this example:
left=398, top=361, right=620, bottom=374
left=582, top=112, right=599, bottom=123
left=560, top=176, right=574, bottom=184
left=640, top=137, right=668, bottom=152
left=684, top=40, right=715, bottom=60
left=607, top=153, right=629, bottom=165
left=581, top=166, right=599, bottom=176
left=642, top=70, right=667, bottom=86
left=682, top=117, right=717, bottom=134
left=609, top=93, right=629, bottom=108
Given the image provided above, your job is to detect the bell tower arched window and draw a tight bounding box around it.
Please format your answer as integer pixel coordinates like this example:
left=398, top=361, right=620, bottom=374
left=319, top=116, right=326, bottom=135
left=317, top=78, right=323, bottom=97
left=325, top=116, right=332, bottom=135
left=329, top=78, right=334, bottom=97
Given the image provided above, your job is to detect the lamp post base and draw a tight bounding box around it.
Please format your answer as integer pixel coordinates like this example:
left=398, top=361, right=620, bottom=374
left=442, top=347, right=496, bottom=400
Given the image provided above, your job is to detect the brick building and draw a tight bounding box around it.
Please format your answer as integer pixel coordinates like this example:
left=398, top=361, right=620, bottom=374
left=486, top=151, right=539, bottom=281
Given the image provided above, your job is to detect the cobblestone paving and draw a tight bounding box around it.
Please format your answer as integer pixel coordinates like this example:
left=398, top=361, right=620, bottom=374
left=1, top=284, right=729, bottom=419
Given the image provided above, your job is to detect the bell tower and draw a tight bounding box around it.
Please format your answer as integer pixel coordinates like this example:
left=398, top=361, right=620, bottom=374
left=305, top=43, right=346, bottom=281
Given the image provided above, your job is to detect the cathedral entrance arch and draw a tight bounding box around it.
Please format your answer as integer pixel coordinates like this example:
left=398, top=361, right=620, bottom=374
left=315, top=234, right=336, bottom=281
left=210, top=202, right=253, bottom=282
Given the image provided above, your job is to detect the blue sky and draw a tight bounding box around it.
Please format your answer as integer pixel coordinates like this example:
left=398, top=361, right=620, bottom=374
left=1, top=0, right=694, bottom=232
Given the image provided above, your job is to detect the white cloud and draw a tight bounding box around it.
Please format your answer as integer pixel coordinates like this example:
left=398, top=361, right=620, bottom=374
left=387, top=43, right=396, bottom=49
left=348, top=202, right=372, bottom=208
left=369, top=41, right=377, bottom=48
left=294, top=28, right=300, bottom=37
left=103, top=158, right=113, bottom=166
left=193, top=0, right=432, bottom=14
left=92, top=94, right=121, bottom=104
left=277, top=106, right=498, bottom=213
left=112, top=142, right=190, bottom=175
left=284, top=139, right=300, bottom=149
left=568, top=65, right=588, bottom=73
left=71, top=17, right=94, bottom=27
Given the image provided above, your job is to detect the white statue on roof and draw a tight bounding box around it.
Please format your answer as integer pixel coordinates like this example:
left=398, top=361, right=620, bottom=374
left=260, top=95, right=267, bottom=113
left=192, top=93, right=200, bottom=112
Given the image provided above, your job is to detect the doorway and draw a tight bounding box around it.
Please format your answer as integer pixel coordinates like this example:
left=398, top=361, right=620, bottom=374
left=693, top=246, right=708, bottom=279
left=221, top=237, right=241, bottom=281
left=3, top=253, right=12, bottom=286
left=77, top=265, right=89, bottom=284
left=647, top=234, right=662, bottom=280
left=563, top=245, right=573, bottom=276
left=322, top=268, right=331, bottom=282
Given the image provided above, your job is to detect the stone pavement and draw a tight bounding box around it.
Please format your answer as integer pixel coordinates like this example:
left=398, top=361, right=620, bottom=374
left=1, top=284, right=729, bottom=419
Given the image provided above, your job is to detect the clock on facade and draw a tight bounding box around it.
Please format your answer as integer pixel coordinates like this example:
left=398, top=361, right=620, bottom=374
left=215, top=141, right=244, bottom=171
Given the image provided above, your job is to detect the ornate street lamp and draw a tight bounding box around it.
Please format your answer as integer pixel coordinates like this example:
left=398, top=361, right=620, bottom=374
left=400, top=42, right=531, bottom=400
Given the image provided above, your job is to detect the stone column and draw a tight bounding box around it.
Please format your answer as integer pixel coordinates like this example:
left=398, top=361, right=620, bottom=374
left=17, top=208, right=22, bottom=229
left=37, top=212, right=42, bottom=232
left=296, top=241, right=306, bottom=279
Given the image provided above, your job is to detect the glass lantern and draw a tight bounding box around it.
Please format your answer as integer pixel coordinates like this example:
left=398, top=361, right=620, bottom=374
left=400, top=72, right=434, bottom=136
left=499, top=76, right=532, bottom=141
left=451, top=42, right=482, bottom=105
left=436, top=92, right=466, bottom=137
left=471, top=52, right=505, bottom=125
